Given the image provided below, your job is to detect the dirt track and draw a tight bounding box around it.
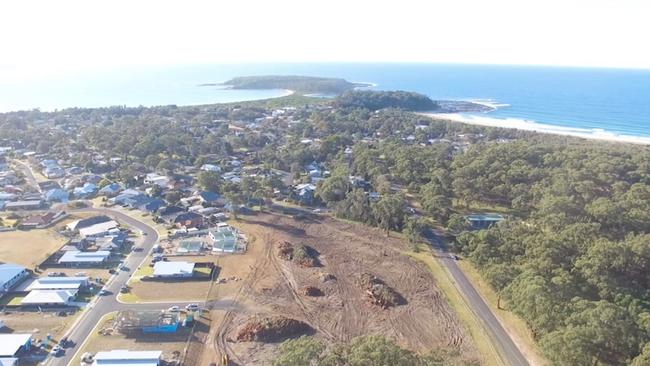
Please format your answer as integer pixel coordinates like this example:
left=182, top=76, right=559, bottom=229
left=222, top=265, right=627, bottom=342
left=207, top=212, right=478, bottom=365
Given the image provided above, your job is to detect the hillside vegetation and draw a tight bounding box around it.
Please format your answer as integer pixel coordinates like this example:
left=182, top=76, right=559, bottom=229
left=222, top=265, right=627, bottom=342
left=223, top=75, right=363, bottom=94
left=334, top=90, right=439, bottom=111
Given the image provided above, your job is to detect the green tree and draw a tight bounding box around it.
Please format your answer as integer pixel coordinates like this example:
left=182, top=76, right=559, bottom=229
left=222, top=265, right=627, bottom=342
left=197, top=171, right=222, bottom=193
left=272, top=336, right=325, bottom=366
left=446, top=214, right=469, bottom=236
left=372, top=193, right=407, bottom=235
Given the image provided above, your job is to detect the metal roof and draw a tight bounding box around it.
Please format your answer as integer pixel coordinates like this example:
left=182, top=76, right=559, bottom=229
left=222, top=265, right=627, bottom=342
left=0, top=334, right=31, bottom=357
left=21, top=289, right=77, bottom=305
left=0, top=264, right=26, bottom=287
left=153, top=261, right=194, bottom=277
left=94, top=350, right=161, bottom=366
left=59, top=250, right=111, bottom=263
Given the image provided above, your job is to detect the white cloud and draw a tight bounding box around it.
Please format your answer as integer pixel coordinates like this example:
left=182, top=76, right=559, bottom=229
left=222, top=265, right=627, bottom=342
left=1, top=0, right=649, bottom=81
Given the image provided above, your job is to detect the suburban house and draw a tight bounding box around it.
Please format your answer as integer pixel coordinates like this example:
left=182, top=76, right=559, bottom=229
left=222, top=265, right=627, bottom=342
left=20, top=289, right=78, bottom=306
left=26, top=276, right=88, bottom=291
left=209, top=224, right=238, bottom=253
left=0, top=264, right=28, bottom=297
left=98, top=183, right=123, bottom=197
left=43, top=166, right=65, bottom=179
left=466, top=214, right=505, bottom=230
left=153, top=261, right=195, bottom=278
left=58, top=250, right=111, bottom=266
left=78, top=220, right=119, bottom=238
left=73, top=183, right=98, bottom=198
left=92, top=349, right=160, bottom=364
left=44, top=188, right=69, bottom=203
left=67, top=215, right=113, bottom=232
left=158, top=205, right=185, bottom=222
left=293, top=183, right=316, bottom=205
left=200, top=163, right=221, bottom=172
left=138, top=198, right=165, bottom=213
left=20, top=211, right=64, bottom=229
left=173, top=212, right=204, bottom=229
left=93, top=235, right=126, bottom=252
left=3, top=200, right=44, bottom=211
left=176, top=240, right=203, bottom=254
left=144, top=173, right=170, bottom=188
left=0, top=333, right=32, bottom=361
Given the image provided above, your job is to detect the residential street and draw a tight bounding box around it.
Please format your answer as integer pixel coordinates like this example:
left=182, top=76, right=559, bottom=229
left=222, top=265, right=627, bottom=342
left=425, top=230, right=530, bottom=366
left=45, top=207, right=234, bottom=366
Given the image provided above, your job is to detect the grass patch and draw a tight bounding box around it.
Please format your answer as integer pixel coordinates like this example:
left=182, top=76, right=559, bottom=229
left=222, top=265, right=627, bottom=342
left=457, top=260, right=549, bottom=366
left=116, top=292, right=142, bottom=304
left=0, top=294, right=25, bottom=306
left=193, top=267, right=212, bottom=276
left=405, top=247, right=503, bottom=366
left=133, top=265, right=154, bottom=278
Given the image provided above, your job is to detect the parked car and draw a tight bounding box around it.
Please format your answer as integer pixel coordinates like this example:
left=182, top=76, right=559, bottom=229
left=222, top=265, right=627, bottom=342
left=185, top=303, right=200, bottom=312
left=168, top=306, right=181, bottom=313
left=50, top=345, right=63, bottom=356
left=47, top=272, right=66, bottom=277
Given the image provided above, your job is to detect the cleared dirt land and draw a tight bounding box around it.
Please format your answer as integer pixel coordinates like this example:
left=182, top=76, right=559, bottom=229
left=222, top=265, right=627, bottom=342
left=0, top=228, right=67, bottom=269
left=204, top=212, right=478, bottom=365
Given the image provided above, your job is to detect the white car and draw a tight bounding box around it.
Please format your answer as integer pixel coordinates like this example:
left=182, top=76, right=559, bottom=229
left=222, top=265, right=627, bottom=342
left=185, top=303, right=200, bottom=311
left=167, top=306, right=180, bottom=313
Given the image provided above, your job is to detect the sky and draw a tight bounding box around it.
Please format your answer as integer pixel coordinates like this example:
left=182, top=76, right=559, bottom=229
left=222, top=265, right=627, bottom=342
left=1, top=0, right=649, bottom=81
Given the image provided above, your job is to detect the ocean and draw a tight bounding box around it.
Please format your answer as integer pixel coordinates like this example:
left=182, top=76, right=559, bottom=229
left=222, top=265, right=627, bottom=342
left=1, top=63, right=650, bottom=142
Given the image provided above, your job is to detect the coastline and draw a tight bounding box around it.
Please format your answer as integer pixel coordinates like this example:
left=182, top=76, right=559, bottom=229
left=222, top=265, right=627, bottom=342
left=422, top=112, right=650, bottom=145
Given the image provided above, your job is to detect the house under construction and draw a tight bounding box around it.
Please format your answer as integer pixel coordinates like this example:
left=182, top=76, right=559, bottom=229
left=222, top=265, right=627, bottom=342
left=113, top=310, right=180, bottom=334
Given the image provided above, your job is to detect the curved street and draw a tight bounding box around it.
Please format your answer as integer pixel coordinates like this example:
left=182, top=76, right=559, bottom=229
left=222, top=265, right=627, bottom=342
left=45, top=207, right=234, bottom=366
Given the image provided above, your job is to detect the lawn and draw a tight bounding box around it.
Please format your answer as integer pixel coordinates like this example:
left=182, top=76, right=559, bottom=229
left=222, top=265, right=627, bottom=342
left=0, top=228, right=67, bottom=268
left=0, top=294, right=25, bottom=306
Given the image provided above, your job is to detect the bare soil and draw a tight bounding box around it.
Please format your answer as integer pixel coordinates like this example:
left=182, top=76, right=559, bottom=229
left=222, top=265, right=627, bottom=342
left=203, top=212, right=478, bottom=365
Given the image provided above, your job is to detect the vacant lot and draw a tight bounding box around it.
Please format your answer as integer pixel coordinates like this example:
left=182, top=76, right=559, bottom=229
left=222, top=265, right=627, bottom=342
left=0, top=310, right=79, bottom=342
left=0, top=228, right=67, bottom=269
left=204, top=212, right=479, bottom=366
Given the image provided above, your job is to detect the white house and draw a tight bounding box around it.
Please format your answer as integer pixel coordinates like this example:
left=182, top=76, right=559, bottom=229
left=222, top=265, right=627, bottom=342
left=0, top=333, right=32, bottom=359
left=58, top=251, right=111, bottom=266
left=93, top=350, right=162, bottom=366
left=78, top=220, right=119, bottom=238
left=20, top=290, right=77, bottom=306
left=153, top=261, right=195, bottom=278
left=0, top=264, right=28, bottom=296
left=144, top=173, right=170, bottom=188
left=26, top=277, right=88, bottom=291
left=200, top=164, right=221, bottom=172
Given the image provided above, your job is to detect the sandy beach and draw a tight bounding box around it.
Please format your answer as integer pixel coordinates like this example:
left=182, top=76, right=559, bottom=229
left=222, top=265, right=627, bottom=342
left=422, top=112, right=650, bottom=145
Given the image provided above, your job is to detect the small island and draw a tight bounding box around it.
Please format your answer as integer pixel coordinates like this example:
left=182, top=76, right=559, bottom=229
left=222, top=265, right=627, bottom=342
left=218, top=75, right=369, bottom=95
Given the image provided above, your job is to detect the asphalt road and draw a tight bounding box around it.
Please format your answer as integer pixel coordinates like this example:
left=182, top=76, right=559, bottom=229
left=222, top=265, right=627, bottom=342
left=45, top=208, right=234, bottom=366
left=424, top=230, right=529, bottom=366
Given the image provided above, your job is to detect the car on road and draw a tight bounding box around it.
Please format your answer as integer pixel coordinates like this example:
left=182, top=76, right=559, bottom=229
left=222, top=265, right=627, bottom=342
left=120, top=285, right=129, bottom=293
left=168, top=306, right=181, bottom=313
left=185, top=303, right=200, bottom=311
left=50, top=345, right=63, bottom=356
left=98, top=289, right=110, bottom=296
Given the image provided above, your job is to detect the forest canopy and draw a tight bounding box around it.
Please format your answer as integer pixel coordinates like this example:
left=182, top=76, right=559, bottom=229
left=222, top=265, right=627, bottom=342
left=334, top=90, right=440, bottom=111
left=222, top=75, right=365, bottom=94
